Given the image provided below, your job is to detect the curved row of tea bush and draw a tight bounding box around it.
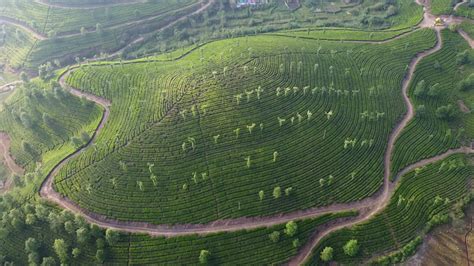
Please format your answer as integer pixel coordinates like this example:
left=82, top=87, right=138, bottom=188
left=307, top=154, right=473, bottom=265
left=391, top=30, right=474, bottom=178
left=53, top=30, right=437, bottom=225
left=0, top=80, right=102, bottom=171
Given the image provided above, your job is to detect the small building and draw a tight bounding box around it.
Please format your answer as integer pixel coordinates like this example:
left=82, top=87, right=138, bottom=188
left=434, top=17, right=444, bottom=26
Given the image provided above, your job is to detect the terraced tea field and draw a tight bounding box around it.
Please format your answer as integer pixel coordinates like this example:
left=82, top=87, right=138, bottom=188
left=0, top=0, right=473, bottom=264
left=51, top=29, right=436, bottom=225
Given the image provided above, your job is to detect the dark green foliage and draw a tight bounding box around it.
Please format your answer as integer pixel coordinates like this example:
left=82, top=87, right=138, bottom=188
left=435, top=104, right=457, bottom=120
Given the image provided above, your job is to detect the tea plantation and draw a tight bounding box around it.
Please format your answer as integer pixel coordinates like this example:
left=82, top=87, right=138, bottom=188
left=0, top=0, right=473, bottom=264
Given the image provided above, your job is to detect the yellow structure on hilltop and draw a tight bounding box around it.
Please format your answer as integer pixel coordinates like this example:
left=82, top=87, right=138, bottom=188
left=434, top=17, right=444, bottom=26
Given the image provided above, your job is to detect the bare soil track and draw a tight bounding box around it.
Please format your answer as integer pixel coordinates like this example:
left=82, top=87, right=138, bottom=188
left=0, top=82, right=25, bottom=194
left=0, top=16, right=47, bottom=40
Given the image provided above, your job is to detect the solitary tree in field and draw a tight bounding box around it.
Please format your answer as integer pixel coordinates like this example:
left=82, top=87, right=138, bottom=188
left=234, top=94, right=243, bottom=105
left=245, top=90, right=254, bottom=102
left=278, top=117, right=286, bottom=127
left=285, top=187, right=292, bottom=196
left=319, top=178, right=325, bottom=187
left=269, top=231, right=280, bottom=243
left=137, top=181, right=144, bottom=191
left=325, top=110, right=333, bottom=120
left=234, top=128, right=240, bottom=139
left=293, top=238, right=301, bottom=248
left=96, top=23, right=103, bottom=36
left=320, top=246, right=334, bottom=262
left=284, top=221, right=298, bottom=237
left=276, top=87, right=282, bottom=96
left=328, top=175, right=334, bottom=185
left=213, top=135, right=220, bottom=144
left=247, top=123, right=256, bottom=134
left=256, top=86, right=264, bottom=100
left=414, top=80, right=426, bottom=97
left=245, top=156, right=251, bottom=168
left=273, top=186, right=281, bottom=199
left=259, top=190, right=265, bottom=201
left=199, top=250, right=211, bottom=264
left=273, top=151, right=278, bottom=162
left=343, top=239, right=359, bottom=257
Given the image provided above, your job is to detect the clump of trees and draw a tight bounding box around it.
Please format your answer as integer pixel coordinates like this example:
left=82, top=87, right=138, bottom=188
left=0, top=195, right=119, bottom=265
left=435, top=104, right=457, bottom=120
left=458, top=74, right=474, bottom=91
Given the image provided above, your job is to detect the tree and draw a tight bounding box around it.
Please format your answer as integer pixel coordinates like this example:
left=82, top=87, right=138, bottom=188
left=80, top=131, right=90, bottom=143
left=64, top=220, right=76, bottom=235
left=71, top=136, right=83, bottom=148
left=414, top=80, right=426, bottom=97
left=35, top=204, right=49, bottom=221
left=269, top=231, right=280, bottom=243
left=41, top=257, right=56, bottom=266
left=458, top=74, right=474, bottom=91
left=285, top=187, right=293, bottom=196
left=25, top=213, right=37, bottom=225
left=292, top=238, right=301, bottom=248
left=80, top=27, right=86, bottom=36
left=428, top=83, right=441, bottom=97
left=42, top=113, right=54, bottom=128
left=96, top=238, right=106, bottom=249
left=53, top=239, right=69, bottom=264
left=96, top=23, right=103, bottom=36
left=20, top=112, right=33, bottom=128
left=456, top=50, right=470, bottom=65
left=76, top=227, right=89, bottom=244
left=199, top=250, right=211, bottom=264
left=284, top=221, right=298, bottom=237
left=22, top=140, right=35, bottom=156
left=25, top=238, right=40, bottom=253
left=435, top=104, right=457, bottom=120
left=258, top=190, right=265, bottom=201
left=416, top=105, right=426, bottom=118
left=28, top=252, right=40, bottom=265
left=72, top=247, right=81, bottom=258
left=273, top=186, right=281, bottom=199
left=20, top=72, right=29, bottom=83
left=343, top=239, right=359, bottom=257
left=96, top=249, right=105, bottom=263
left=105, top=228, right=120, bottom=245
left=320, top=246, right=334, bottom=262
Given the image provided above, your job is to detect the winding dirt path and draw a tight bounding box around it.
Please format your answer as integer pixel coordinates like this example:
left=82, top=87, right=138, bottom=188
left=0, top=133, right=25, bottom=194
left=454, top=0, right=468, bottom=12
left=0, top=82, right=25, bottom=194
left=459, top=29, right=474, bottom=49
left=0, top=16, right=47, bottom=40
